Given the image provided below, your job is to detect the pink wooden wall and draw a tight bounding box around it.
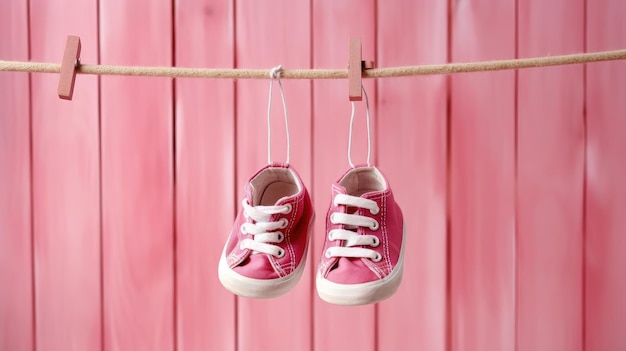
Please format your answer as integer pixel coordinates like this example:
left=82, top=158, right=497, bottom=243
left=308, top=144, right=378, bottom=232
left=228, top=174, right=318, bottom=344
left=1, top=0, right=625, bottom=350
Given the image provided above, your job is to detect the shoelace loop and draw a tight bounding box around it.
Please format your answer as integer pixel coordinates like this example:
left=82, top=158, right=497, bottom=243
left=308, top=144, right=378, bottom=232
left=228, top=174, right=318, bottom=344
left=325, top=194, right=382, bottom=262
left=267, top=65, right=291, bottom=164
left=240, top=199, right=292, bottom=258
left=347, top=84, right=372, bottom=168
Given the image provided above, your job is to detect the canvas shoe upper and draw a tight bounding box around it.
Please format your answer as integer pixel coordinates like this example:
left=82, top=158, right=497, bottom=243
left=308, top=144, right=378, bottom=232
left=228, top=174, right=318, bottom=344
left=218, top=163, right=314, bottom=299
left=316, top=166, right=405, bottom=305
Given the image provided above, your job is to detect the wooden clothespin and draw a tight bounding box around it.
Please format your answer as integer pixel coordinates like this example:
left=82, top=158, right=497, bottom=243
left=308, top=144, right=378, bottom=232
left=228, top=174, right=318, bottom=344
left=57, top=35, right=81, bottom=100
left=348, top=37, right=374, bottom=101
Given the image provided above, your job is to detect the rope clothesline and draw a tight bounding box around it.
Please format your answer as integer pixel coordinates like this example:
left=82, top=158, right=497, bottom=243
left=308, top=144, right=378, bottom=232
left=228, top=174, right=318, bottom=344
left=1, top=49, right=625, bottom=79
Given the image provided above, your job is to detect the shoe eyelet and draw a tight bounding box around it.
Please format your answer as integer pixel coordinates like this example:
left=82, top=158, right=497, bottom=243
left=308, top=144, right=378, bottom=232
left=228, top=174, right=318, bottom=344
left=240, top=224, right=248, bottom=234
left=277, top=232, right=284, bottom=242
left=279, top=218, right=289, bottom=229
left=369, top=220, right=380, bottom=231
left=325, top=249, right=332, bottom=258
left=370, top=207, right=380, bottom=215
left=283, top=203, right=293, bottom=214
left=328, top=231, right=335, bottom=241
left=330, top=213, right=339, bottom=224
left=372, top=252, right=382, bottom=262
left=371, top=236, right=380, bottom=247
left=276, top=249, right=285, bottom=258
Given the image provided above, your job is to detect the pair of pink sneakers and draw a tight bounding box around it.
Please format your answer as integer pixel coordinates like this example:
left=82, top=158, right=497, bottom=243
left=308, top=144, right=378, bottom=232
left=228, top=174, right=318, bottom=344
left=218, top=162, right=405, bottom=305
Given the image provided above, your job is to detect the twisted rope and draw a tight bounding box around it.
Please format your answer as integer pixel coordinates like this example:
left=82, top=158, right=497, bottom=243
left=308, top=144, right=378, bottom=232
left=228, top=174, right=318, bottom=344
left=1, top=49, right=625, bottom=79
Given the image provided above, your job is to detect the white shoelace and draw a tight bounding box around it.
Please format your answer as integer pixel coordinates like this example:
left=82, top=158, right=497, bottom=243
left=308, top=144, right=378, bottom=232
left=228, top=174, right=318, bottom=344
left=325, top=193, right=382, bottom=262
left=239, top=199, right=292, bottom=258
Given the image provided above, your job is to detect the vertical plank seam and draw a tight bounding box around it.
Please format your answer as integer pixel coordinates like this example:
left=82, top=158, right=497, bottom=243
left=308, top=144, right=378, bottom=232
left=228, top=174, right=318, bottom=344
left=308, top=0, right=315, bottom=350
left=170, top=0, right=178, bottom=349
left=232, top=1, right=239, bottom=350
left=513, top=0, right=520, bottom=351
left=371, top=5, right=377, bottom=167
left=96, top=0, right=105, bottom=349
left=445, top=0, right=453, bottom=350
left=581, top=0, right=588, bottom=349
left=373, top=0, right=379, bottom=349
left=26, top=0, right=36, bottom=348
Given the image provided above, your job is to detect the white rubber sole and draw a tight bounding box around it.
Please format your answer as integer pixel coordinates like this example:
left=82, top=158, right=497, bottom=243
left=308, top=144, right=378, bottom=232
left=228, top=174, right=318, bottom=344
left=316, top=224, right=405, bottom=306
left=218, top=216, right=314, bottom=299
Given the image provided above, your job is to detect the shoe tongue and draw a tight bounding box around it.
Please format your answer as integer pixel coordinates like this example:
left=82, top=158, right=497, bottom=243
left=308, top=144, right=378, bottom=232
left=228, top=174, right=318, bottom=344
left=331, top=183, right=347, bottom=196
left=332, top=183, right=364, bottom=233
left=327, top=182, right=371, bottom=275
left=246, top=182, right=293, bottom=208
left=244, top=182, right=292, bottom=226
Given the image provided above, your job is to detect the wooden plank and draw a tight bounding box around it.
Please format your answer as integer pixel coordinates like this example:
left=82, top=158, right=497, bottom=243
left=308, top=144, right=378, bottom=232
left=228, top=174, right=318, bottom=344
left=29, top=0, right=101, bottom=349
left=234, top=1, right=312, bottom=350
left=312, top=1, right=376, bottom=350
left=99, top=1, right=174, bottom=349
left=449, top=1, right=516, bottom=350
left=585, top=1, right=626, bottom=349
left=376, top=1, right=448, bottom=350
left=174, top=0, right=236, bottom=350
left=517, top=1, right=585, bottom=350
left=0, top=1, right=33, bottom=350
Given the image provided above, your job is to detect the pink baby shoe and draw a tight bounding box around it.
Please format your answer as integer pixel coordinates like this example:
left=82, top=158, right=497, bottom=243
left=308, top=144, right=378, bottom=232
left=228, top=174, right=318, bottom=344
left=219, top=163, right=314, bottom=298
left=316, top=166, right=405, bottom=305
